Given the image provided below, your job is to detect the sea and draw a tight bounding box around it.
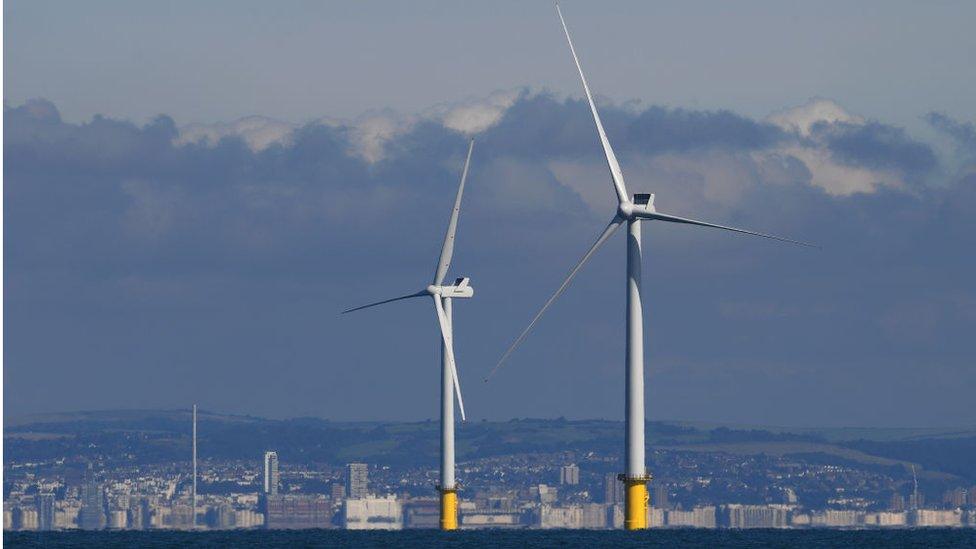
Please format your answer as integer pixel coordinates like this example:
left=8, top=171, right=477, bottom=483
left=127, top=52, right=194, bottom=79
left=5, top=529, right=976, bottom=548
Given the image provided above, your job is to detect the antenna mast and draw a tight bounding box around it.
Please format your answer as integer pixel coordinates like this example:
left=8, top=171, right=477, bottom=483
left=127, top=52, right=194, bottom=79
left=911, top=464, right=918, bottom=510
left=192, top=404, right=197, bottom=528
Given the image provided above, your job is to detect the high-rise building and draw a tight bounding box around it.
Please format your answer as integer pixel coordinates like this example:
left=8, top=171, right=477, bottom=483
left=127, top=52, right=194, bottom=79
left=559, top=464, right=580, bottom=485
left=652, top=483, right=670, bottom=510
left=78, top=463, right=106, bottom=530
left=36, top=493, right=55, bottom=531
left=331, top=482, right=346, bottom=502
left=943, top=487, right=967, bottom=508
left=263, top=451, right=280, bottom=496
left=889, top=493, right=906, bottom=511
left=909, top=491, right=925, bottom=510
left=604, top=473, right=624, bottom=504
left=346, top=463, right=369, bottom=499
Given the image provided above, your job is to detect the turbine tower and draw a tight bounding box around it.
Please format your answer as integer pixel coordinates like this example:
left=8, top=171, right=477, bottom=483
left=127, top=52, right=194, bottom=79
left=342, top=139, right=476, bottom=531
left=489, top=5, right=814, bottom=530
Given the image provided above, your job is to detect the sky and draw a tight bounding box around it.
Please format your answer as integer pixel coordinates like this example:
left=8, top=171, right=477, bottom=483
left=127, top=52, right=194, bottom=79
left=4, top=1, right=975, bottom=427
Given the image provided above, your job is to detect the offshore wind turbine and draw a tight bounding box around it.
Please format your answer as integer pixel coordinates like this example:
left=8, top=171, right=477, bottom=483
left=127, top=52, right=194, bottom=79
left=342, top=139, right=476, bottom=531
left=488, top=5, right=814, bottom=530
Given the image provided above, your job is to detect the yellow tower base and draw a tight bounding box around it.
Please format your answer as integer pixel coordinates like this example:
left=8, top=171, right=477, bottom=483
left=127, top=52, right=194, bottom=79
left=439, top=488, right=458, bottom=531
left=621, top=474, right=651, bottom=530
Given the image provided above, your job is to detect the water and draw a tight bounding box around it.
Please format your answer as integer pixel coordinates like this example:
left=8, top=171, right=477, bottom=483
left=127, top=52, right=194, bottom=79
left=6, top=529, right=976, bottom=548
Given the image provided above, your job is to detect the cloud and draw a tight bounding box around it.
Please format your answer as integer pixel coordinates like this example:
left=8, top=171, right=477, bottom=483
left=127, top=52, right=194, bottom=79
left=4, top=94, right=974, bottom=426
left=763, top=99, right=937, bottom=195
left=433, top=89, right=524, bottom=135
left=926, top=112, right=976, bottom=152
left=176, top=116, right=296, bottom=152
left=768, top=98, right=863, bottom=137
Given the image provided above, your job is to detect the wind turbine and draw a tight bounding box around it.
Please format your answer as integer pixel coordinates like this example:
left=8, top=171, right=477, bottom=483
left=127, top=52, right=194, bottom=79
left=487, top=5, right=815, bottom=530
left=342, top=139, right=476, bottom=531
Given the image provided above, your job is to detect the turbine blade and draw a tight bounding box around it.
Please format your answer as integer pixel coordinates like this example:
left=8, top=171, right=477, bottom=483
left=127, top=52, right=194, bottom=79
left=640, top=211, right=819, bottom=248
left=433, top=296, right=467, bottom=422
left=486, top=215, right=625, bottom=381
left=340, top=291, right=426, bottom=314
left=434, top=139, right=475, bottom=286
left=556, top=4, right=629, bottom=205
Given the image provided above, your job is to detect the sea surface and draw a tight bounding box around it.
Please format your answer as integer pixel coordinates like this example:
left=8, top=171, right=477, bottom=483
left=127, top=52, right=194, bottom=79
left=6, top=529, right=976, bottom=548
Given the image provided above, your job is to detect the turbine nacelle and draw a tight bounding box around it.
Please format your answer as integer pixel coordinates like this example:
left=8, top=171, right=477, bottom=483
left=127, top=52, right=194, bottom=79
left=617, top=193, right=656, bottom=220
left=427, top=278, right=474, bottom=299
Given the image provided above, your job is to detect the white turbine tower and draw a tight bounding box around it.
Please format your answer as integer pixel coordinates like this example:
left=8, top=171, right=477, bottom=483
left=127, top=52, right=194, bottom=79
left=342, top=139, right=476, bottom=531
left=488, top=5, right=815, bottom=530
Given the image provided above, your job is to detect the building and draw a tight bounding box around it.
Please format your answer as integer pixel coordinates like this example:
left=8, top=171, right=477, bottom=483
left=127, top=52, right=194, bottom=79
left=648, top=506, right=665, bottom=528
left=263, top=451, right=280, bottom=496
left=107, top=509, right=128, bottom=529
left=909, top=491, right=925, bottom=510
left=889, top=493, right=906, bottom=511
left=36, top=493, right=55, bottom=531
left=723, top=504, right=788, bottom=528
left=232, top=509, right=264, bottom=528
left=128, top=498, right=149, bottom=530
left=580, top=503, right=607, bottom=529
left=459, top=510, right=523, bottom=529
left=822, top=509, right=860, bottom=527
left=343, top=496, right=402, bottom=530
left=159, top=504, right=195, bottom=529
left=331, top=483, right=346, bottom=502
left=652, top=483, right=670, bottom=510
left=402, top=499, right=440, bottom=529
left=667, top=506, right=716, bottom=528
left=265, top=495, right=333, bottom=529
left=539, top=505, right=581, bottom=529
left=54, top=503, right=81, bottom=530
left=864, top=511, right=907, bottom=527
left=912, top=509, right=963, bottom=527
left=943, top=488, right=967, bottom=508
left=14, top=508, right=39, bottom=530
left=559, top=464, right=580, bottom=486
left=535, top=484, right=558, bottom=505
left=604, top=473, right=624, bottom=504
left=78, top=463, right=106, bottom=530
left=346, top=463, right=369, bottom=500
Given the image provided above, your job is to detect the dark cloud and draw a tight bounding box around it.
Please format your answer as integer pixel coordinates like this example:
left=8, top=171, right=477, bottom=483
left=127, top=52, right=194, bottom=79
left=812, top=120, right=937, bottom=177
left=4, top=96, right=975, bottom=427
left=926, top=112, right=976, bottom=153
left=482, top=92, right=784, bottom=161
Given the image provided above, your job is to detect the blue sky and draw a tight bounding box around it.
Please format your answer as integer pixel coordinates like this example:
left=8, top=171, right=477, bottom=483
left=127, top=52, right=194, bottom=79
left=4, top=1, right=975, bottom=426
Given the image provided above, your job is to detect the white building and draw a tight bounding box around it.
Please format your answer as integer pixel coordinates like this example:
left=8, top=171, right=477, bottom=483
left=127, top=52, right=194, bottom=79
left=16, top=508, right=39, bottom=530
left=539, top=505, right=581, bottom=529
left=580, top=503, right=606, bottom=529
left=234, top=509, right=264, bottom=528
left=343, top=496, right=402, bottom=530
left=648, top=506, right=665, bottom=528
left=912, top=509, right=963, bottom=527
left=864, top=511, right=907, bottom=527
left=460, top=512, right=521, bottom=529
left=667, top=506, right=717, bottom=528
left=822, top=509, right=861, bottom=527
left=725, top=504, right=789, bottom=528
left=107, top=509, right=128, bottom=529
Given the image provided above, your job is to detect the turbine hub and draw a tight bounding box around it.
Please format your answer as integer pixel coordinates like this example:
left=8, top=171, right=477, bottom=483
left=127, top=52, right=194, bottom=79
left=618, top=200, right=635, bottom=219
left=426, top=285, right=440, bottom=296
